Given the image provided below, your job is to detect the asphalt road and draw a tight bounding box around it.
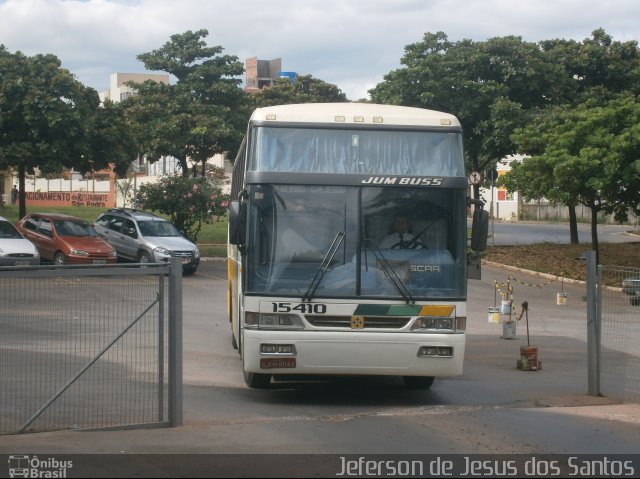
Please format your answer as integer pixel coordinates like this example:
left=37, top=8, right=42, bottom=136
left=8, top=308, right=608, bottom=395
left=1, top=259, right=639, bottom=476
left=488, top=221, right=637, bottom=245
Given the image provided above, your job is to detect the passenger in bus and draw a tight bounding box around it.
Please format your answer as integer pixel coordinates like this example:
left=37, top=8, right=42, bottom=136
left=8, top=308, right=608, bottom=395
left=378, top=214, right=425, bottom=250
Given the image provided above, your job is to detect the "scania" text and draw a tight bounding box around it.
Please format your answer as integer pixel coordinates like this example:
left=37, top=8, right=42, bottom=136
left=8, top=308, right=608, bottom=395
left=410, top=265, right=441, bottom=272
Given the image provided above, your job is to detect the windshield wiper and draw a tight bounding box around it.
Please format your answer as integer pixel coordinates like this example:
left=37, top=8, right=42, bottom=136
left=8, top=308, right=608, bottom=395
left=370, top=246, right=415, bottom=304
left=302, top=232, right=345, bottom=302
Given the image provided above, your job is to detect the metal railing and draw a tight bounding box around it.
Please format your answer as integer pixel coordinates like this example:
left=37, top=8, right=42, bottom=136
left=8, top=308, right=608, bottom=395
left=0, top=259, right=182, bottom=434
left=599, top=265, right=640, bottom=403
left=585, top=252, right=640, bottom=404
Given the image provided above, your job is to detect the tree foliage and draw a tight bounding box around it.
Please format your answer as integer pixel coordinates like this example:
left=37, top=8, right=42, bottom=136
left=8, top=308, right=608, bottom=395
left=134, top=173, right=230, bottom=242
left=0, top=45, right=132, bottom=217
left=369, top=32, right=561, bottom=177
left=369, top=29, right=640, bottom=201
left=251, top=74, right=347, bottom=107
left=126, top=29, right=249, bottom=175
left=505, top=95, right=640, bottom=262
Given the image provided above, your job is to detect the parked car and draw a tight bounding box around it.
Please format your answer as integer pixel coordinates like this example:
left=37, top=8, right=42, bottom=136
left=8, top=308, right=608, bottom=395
left=16, top=213, right=117, bottom=265
left=0, top=216, right=40, bottom=266
left=93, top=208, right=200, bottom=274
left=622, top=277, right=640, bottom=306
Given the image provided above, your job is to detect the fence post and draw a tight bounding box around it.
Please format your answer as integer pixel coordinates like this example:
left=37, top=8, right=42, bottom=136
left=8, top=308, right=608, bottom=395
left=168, top=258, right=183, bottom=426
left=585, top=250, right=601, bottom=396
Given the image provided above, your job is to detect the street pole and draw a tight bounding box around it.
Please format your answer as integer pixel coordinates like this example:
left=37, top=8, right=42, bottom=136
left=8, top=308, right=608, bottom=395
left=585, top=250, right=600, bottom=396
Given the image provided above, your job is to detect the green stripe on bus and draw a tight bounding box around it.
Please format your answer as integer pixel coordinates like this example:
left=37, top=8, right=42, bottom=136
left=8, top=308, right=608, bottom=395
left=387, top=305, right=422, bottom=316
left=353, top=304, right=390, bottom=315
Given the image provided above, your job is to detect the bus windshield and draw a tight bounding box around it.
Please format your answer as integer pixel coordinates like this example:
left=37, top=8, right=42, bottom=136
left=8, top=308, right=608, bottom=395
left=245, top=184, right=467, bottom=300
left=249, top=127, right=465, bottom=177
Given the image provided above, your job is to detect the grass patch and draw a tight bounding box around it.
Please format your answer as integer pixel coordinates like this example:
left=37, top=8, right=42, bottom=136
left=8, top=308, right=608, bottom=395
left=485, top=242, right=640, bottom=284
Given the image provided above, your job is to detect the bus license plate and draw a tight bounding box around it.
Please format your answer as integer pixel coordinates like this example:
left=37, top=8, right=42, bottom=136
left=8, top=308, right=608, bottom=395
left=93, top=260, right=106, bottom=264
left=260, top=358, right=296, bottom=369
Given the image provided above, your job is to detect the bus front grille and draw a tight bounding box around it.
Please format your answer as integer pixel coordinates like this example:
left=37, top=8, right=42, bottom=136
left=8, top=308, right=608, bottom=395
left=306, top=315, right=411, bottom=329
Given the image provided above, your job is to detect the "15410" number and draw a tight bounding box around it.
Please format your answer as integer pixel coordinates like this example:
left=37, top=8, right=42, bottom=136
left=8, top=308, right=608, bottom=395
left=271, top=302, right=327, bottom=314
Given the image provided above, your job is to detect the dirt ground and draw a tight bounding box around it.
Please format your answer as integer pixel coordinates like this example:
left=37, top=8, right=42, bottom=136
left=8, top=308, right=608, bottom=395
left=484, top=242, right=640, bottom=285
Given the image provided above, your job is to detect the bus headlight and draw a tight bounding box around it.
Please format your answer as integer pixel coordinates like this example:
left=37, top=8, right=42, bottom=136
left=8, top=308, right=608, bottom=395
left=417, top=346, right=453, bottom=357
left=411, top=316, right=457, bottom=332
left=245, top=313, right=305, bottom=330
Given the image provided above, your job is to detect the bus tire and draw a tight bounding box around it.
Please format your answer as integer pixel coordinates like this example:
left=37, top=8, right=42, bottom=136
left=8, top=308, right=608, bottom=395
left=244, top=370, right=271, bottom=389
left=231, top=334, right=238, bottom=350
left=403, top=376, right=435, bottom=390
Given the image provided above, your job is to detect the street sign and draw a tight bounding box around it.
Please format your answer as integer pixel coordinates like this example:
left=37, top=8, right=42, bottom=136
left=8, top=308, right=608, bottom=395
left=468, top=171, right=482, bottom=185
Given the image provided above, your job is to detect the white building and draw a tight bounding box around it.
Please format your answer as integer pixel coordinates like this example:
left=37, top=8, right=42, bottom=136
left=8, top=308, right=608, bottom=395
left=99, top=72, right=170, bottom=104
left=100, top=72, right=232, bottom=192
left=480, top=154, right=525, bottom=221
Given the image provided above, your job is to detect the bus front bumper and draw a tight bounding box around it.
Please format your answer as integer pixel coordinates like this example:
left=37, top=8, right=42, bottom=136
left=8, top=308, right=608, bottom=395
left=243, top=330, right=465, bottom=377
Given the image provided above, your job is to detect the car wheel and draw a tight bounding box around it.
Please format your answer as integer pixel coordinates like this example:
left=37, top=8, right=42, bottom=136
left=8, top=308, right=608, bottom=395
left=54, top=252, right=66, bottom=265
left=138, top=251, right=151, bottom=264
left=631, top=296, right=640, bottom=307
left=403, top=376, right=435, bottom=390
left=183, top=265, right=197, bottom=275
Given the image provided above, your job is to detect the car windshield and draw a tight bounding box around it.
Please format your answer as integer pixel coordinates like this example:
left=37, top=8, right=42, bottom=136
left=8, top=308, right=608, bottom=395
left=0, top=221, right=23, bottom=239
left=137, top=220, right=180, bottom=237
left=53, top=220, right=97, bottom=237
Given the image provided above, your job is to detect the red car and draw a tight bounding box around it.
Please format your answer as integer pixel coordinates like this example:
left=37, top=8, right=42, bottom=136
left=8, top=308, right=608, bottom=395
left=16, top=213, right=117, bottom=265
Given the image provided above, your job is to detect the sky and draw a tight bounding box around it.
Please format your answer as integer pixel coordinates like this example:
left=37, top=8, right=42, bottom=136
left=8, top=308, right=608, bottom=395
left=1, top=0, right=639, bottom=101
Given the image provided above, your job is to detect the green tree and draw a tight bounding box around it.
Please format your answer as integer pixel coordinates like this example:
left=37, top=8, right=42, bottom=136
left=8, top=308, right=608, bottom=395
left=251, top=74, right=348, bottom=107
left=134, top=173, right=229, bottom=242
left=369, top=29, right=640, bottom=208
left=127, top=29, right=248, bottom=176
left=369, top=33, right=560, bottom=188
left=505, top=95, right=640, bottom=263
left=0, top=46, right=132, bottom=217
left=540, top=28, right=640, bottom=101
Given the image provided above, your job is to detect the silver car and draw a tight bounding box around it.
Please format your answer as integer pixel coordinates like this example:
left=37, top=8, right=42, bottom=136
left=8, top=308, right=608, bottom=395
left=93, top=208, right=200, bottom=274
left=0, top=215, right=40, bottom=266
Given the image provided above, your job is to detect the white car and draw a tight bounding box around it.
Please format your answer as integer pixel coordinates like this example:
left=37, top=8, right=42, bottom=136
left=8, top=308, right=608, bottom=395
left=0, top=215, right=40, bottom=266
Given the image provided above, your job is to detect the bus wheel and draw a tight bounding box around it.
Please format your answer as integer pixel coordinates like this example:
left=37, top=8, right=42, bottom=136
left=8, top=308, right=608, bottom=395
left=403, top=376, right=434, bottom=390
left=244, top=370, right=271, bottom=389
left=231, top=334, right=238, bottom=350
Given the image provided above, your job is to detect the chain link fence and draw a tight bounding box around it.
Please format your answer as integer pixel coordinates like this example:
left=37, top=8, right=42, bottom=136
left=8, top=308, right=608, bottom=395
left=0, top=261, right=182, bottom=434
left=599, top=265, right=640, bottom=404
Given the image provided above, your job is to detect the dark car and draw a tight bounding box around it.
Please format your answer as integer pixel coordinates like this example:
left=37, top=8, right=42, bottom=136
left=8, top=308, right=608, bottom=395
left=16, top=213, right=117, bottom=265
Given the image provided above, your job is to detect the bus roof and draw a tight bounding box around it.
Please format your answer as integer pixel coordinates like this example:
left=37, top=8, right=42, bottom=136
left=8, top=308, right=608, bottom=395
left=250, top=103, right=461, bottom=128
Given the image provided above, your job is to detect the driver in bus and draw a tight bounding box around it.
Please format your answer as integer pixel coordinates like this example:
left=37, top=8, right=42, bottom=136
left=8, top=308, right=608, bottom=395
left=379, top=214, right=425, bottom=250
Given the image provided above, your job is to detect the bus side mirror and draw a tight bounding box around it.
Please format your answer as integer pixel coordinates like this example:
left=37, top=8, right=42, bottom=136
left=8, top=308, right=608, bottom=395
left=228, top=200, right=246, bottom=246
left=471, top=208, right=489, bottom=252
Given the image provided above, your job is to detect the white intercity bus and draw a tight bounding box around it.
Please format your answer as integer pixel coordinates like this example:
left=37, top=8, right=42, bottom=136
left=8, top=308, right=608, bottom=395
left=227, top=103, right=488, bottom=389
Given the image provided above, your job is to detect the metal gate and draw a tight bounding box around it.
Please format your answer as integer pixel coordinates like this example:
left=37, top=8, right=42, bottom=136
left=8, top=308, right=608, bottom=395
left=0, top=259, right=182, bottom=434
left=599, top=264, right=640, bottom=404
